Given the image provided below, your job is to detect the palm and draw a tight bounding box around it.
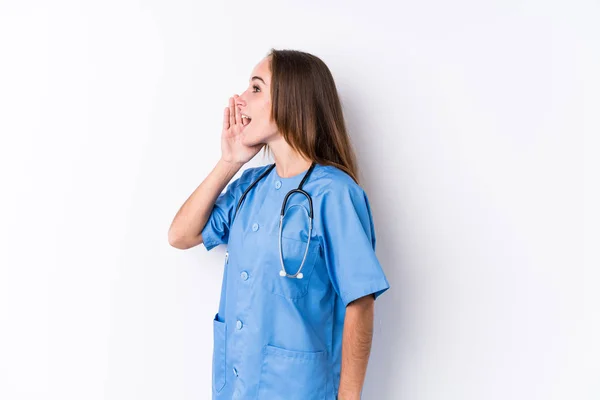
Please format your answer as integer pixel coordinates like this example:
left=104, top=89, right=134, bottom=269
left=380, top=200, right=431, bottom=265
left=222, top=129, right=260, bottom=161
left=220, top=94, right=264, bottom=164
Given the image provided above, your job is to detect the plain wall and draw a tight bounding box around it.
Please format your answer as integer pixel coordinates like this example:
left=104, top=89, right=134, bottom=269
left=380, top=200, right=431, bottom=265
left=0, top=1, right=597, bottom=399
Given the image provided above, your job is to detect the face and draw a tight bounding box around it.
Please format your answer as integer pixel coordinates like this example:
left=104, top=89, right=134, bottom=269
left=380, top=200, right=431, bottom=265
left=236, top=56, right=280, bottom=147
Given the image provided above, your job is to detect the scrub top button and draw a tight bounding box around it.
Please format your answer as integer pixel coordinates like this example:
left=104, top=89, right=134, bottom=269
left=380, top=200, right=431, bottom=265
left=275, top=180, right=282, bottom=189
left=236, top=320, right=243, bottom=330
left=240, top=271, right=249, bottom=281
left=252, top=223, right=259, bottom=231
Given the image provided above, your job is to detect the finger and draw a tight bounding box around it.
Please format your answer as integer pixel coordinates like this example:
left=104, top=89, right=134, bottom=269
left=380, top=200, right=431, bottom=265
left=223, top=106, right=229, bottom=130
left=228, top=97, right=235, bottom=127
left=235, top=105, right=242, bottom=127
left=233, top=94, right=241, bottom=127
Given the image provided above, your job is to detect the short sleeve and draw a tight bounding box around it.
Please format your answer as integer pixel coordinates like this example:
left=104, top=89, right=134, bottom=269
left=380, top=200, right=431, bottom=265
left=200, top=168, right=255, bottom=251
left=321, top=185, right=390, bottom=307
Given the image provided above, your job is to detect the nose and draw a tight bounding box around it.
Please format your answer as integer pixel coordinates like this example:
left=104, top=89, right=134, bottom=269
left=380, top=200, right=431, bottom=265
left=235, top=93, right=246, bottom=108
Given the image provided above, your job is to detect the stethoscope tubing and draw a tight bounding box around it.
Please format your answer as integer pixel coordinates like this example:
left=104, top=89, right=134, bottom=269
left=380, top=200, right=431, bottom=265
left=231, top=162, right=316, bottom=279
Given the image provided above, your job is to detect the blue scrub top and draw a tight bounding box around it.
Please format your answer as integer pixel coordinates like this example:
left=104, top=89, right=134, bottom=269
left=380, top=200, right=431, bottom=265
left=201, top=163, right=390, bottom=400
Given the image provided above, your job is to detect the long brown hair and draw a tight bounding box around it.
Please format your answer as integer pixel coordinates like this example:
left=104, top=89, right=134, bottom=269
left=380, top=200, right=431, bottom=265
left=262, top=49, right=360, bottom=185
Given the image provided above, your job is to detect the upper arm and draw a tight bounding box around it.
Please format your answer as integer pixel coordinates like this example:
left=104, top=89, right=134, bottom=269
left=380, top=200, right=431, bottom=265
left=199, top=167, right=259, bottom=251
left=321, top=184, right=390, bottom=307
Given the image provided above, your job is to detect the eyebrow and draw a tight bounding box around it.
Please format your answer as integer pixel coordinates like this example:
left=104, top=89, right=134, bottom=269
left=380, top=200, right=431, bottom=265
left=250, top=76, right=266, bottom=85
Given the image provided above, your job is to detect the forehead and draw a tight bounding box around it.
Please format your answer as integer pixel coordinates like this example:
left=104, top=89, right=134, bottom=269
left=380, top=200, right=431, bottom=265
left=250, top=57, right=271, bottom=85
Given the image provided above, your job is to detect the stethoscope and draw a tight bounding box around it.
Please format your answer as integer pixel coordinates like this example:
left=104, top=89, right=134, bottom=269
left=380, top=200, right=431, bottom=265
left=231, top=162, right=316, bottom=279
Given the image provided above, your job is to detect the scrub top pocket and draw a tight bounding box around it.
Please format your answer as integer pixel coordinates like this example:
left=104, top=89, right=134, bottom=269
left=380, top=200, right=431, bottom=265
left=257, top=344, right=328, bottom=400
left=261, top=233, right=320, bottom=299
left=212, top=314, right=227, bottom=393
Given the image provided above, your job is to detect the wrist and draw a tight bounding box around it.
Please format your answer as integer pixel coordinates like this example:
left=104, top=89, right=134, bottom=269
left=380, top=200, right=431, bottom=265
left=219, top=158, right=245, bottom=171
left=219, top=157, right=244, bottom=166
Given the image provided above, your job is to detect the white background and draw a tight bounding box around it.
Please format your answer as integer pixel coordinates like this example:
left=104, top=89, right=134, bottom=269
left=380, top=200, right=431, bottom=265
left=0, top=1, right=598, bottom=399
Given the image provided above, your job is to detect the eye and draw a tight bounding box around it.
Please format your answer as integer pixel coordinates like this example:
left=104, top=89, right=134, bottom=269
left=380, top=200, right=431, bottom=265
left=252, top=85, right=261, bottom=93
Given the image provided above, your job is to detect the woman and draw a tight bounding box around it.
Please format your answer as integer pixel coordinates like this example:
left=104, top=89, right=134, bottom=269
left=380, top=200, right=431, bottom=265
left=168, top=49, right=390, bottom=400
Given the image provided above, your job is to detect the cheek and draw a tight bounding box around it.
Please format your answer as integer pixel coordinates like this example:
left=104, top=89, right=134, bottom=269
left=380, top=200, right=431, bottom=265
left=253, top=105, right=275, bottom=130
left=260, top=98, right=272, bottom=117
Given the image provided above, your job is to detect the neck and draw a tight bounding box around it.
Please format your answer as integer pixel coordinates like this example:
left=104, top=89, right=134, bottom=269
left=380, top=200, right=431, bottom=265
left=269, top=136, right=313, bottom=178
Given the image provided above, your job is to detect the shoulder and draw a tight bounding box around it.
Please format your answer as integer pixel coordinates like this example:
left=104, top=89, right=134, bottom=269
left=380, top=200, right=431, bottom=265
left=238, top=164, right=273, bottom=184
left=313, top=164, right=366, bottom=200
left=227, top=164, right=273, bottom=192
left=313, top=164, right=375, bottom=223
left=313, top=164, right=377, bottom=244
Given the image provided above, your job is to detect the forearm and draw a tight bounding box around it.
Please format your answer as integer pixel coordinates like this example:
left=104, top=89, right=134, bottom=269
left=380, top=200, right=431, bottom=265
left=337, top=294, right=375, bottom=400
left=168, top=158, right=243, bottom=249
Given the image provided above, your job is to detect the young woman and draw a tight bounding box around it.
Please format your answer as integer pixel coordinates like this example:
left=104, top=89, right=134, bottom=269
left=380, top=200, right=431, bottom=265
left=168, top=49, right=390, bottom=400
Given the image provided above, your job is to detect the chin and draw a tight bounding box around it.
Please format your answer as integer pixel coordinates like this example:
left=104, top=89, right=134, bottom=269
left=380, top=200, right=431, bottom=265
left=241, top=130, right=258, bottom=147
left=242, top=130, right=267, bottom=147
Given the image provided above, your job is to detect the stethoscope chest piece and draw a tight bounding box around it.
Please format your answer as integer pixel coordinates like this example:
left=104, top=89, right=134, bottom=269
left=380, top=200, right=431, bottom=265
left=280, top=269, right=303, bottom=279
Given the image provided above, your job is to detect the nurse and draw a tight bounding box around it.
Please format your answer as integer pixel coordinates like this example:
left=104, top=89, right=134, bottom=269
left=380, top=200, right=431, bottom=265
left=168, top=49, right=390, bottom=400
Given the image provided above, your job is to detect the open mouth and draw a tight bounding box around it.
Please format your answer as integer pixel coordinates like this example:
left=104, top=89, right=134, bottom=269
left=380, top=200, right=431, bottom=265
left=241, top=114, right=252, bottom=127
